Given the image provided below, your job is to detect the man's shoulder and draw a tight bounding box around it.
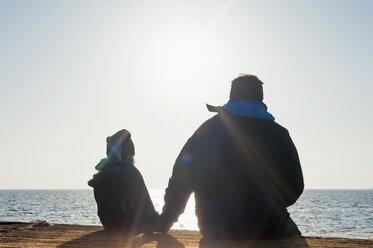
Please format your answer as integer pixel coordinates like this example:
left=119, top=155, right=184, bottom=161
left=194, top=115, right=221, bottom=136
left=233, top=115, right=289, bottom=133
left=192, top=114, right=292, bottom=142
left=270, top=121, right=289, bottom=134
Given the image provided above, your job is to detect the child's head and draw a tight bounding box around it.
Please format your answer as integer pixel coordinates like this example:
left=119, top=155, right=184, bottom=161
left=106, top=129, right=135, bottom=163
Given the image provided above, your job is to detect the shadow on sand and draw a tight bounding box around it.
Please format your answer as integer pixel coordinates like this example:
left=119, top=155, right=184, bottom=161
left=56, top=230, right=185, bottom=248
left=57, top=230, right=310, bottom=248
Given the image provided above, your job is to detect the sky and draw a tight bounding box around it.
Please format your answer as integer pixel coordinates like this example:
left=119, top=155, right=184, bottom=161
left=0, top=0, right=372, bottom=190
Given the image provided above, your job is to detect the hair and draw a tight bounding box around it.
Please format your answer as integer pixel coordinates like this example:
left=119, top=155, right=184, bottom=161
left=229, top=74, right=264, bottom=102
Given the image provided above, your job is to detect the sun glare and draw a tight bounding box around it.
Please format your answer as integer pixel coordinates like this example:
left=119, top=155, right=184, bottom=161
left=164, top=41, right=205, bottom=76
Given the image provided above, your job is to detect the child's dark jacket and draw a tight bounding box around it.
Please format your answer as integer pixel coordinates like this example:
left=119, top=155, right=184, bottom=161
left=88, top=161, right=158, bottom=235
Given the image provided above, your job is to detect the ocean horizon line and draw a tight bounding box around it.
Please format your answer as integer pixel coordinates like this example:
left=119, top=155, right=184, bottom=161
left=0, top=188, right=372, bottom=190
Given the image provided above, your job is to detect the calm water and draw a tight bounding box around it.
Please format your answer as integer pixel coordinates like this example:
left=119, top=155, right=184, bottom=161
left=0, top=189, right=372, bottom=239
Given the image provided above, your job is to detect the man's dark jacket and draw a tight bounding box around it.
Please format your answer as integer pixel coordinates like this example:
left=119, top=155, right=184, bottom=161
left=159, top=109, right=304, bottom=239
left=88, top=161, right=158, bottom=235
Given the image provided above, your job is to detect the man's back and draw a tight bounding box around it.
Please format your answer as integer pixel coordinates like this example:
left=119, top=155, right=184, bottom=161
left=158, top=74, right=304, bottom=239
left=191, top=113, right=303, bottom=238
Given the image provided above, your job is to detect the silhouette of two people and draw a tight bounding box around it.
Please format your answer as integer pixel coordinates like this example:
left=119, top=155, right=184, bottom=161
left=88, top=74, right=304, bottom=240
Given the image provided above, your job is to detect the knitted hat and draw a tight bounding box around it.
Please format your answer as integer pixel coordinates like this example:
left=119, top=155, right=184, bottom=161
left=106, top=129, right=135, bottom=160
left=229, top=74, right=264, bottom=102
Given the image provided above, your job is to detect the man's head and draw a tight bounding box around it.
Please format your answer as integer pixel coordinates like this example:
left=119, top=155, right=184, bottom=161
left=106, top=129, right=135, bottom=163
left=229, top=74, right=264, bottom=102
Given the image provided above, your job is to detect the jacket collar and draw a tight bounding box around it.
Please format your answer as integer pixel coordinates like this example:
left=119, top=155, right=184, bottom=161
left=207, top=100, right=275, bottom=121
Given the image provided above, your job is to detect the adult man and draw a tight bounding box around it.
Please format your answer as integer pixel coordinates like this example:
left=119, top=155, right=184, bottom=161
left=157, top=74, right=304, bottom=239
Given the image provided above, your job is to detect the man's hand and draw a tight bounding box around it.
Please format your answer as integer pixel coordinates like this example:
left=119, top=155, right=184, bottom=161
left=152, top=214, right=174, bottom=233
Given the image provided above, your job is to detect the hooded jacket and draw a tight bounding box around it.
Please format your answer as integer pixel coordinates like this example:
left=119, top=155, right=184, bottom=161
left=88, top=160, right=158, bottom=235
left=158, top=105, right=304, bottom=239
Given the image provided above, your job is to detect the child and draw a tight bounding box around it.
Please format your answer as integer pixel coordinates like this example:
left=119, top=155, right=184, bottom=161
left=88, top=129, right=158, bottom=235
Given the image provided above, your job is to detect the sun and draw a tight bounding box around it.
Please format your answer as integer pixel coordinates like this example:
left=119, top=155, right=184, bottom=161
left=162, top=40, right=206, bottom=76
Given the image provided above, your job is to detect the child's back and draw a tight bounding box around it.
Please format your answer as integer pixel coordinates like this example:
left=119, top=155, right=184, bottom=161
left=88, top=129, right=158, bottom=235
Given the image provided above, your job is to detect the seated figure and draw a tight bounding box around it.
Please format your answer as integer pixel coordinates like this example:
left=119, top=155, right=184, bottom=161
left=88, top=129, right=158, bottom=235
left=156, top=75, right=304, bottom=239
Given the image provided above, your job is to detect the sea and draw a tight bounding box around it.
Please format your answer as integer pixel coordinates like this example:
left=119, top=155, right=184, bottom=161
left=0, top=189, right=372, bottom=240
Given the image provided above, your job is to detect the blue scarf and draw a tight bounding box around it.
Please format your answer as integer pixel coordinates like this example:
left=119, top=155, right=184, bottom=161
left=223, top=100, right=275, bottom=121
left=95, top=158, right=126, bottom=174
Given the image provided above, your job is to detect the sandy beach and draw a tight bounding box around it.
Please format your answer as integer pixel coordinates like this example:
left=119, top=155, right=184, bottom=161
left=0, top=222, right=372, bottom=248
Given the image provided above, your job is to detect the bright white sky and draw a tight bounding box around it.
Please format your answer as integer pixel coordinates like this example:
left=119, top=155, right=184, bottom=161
left=0, top=0, right=372, bottom=189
